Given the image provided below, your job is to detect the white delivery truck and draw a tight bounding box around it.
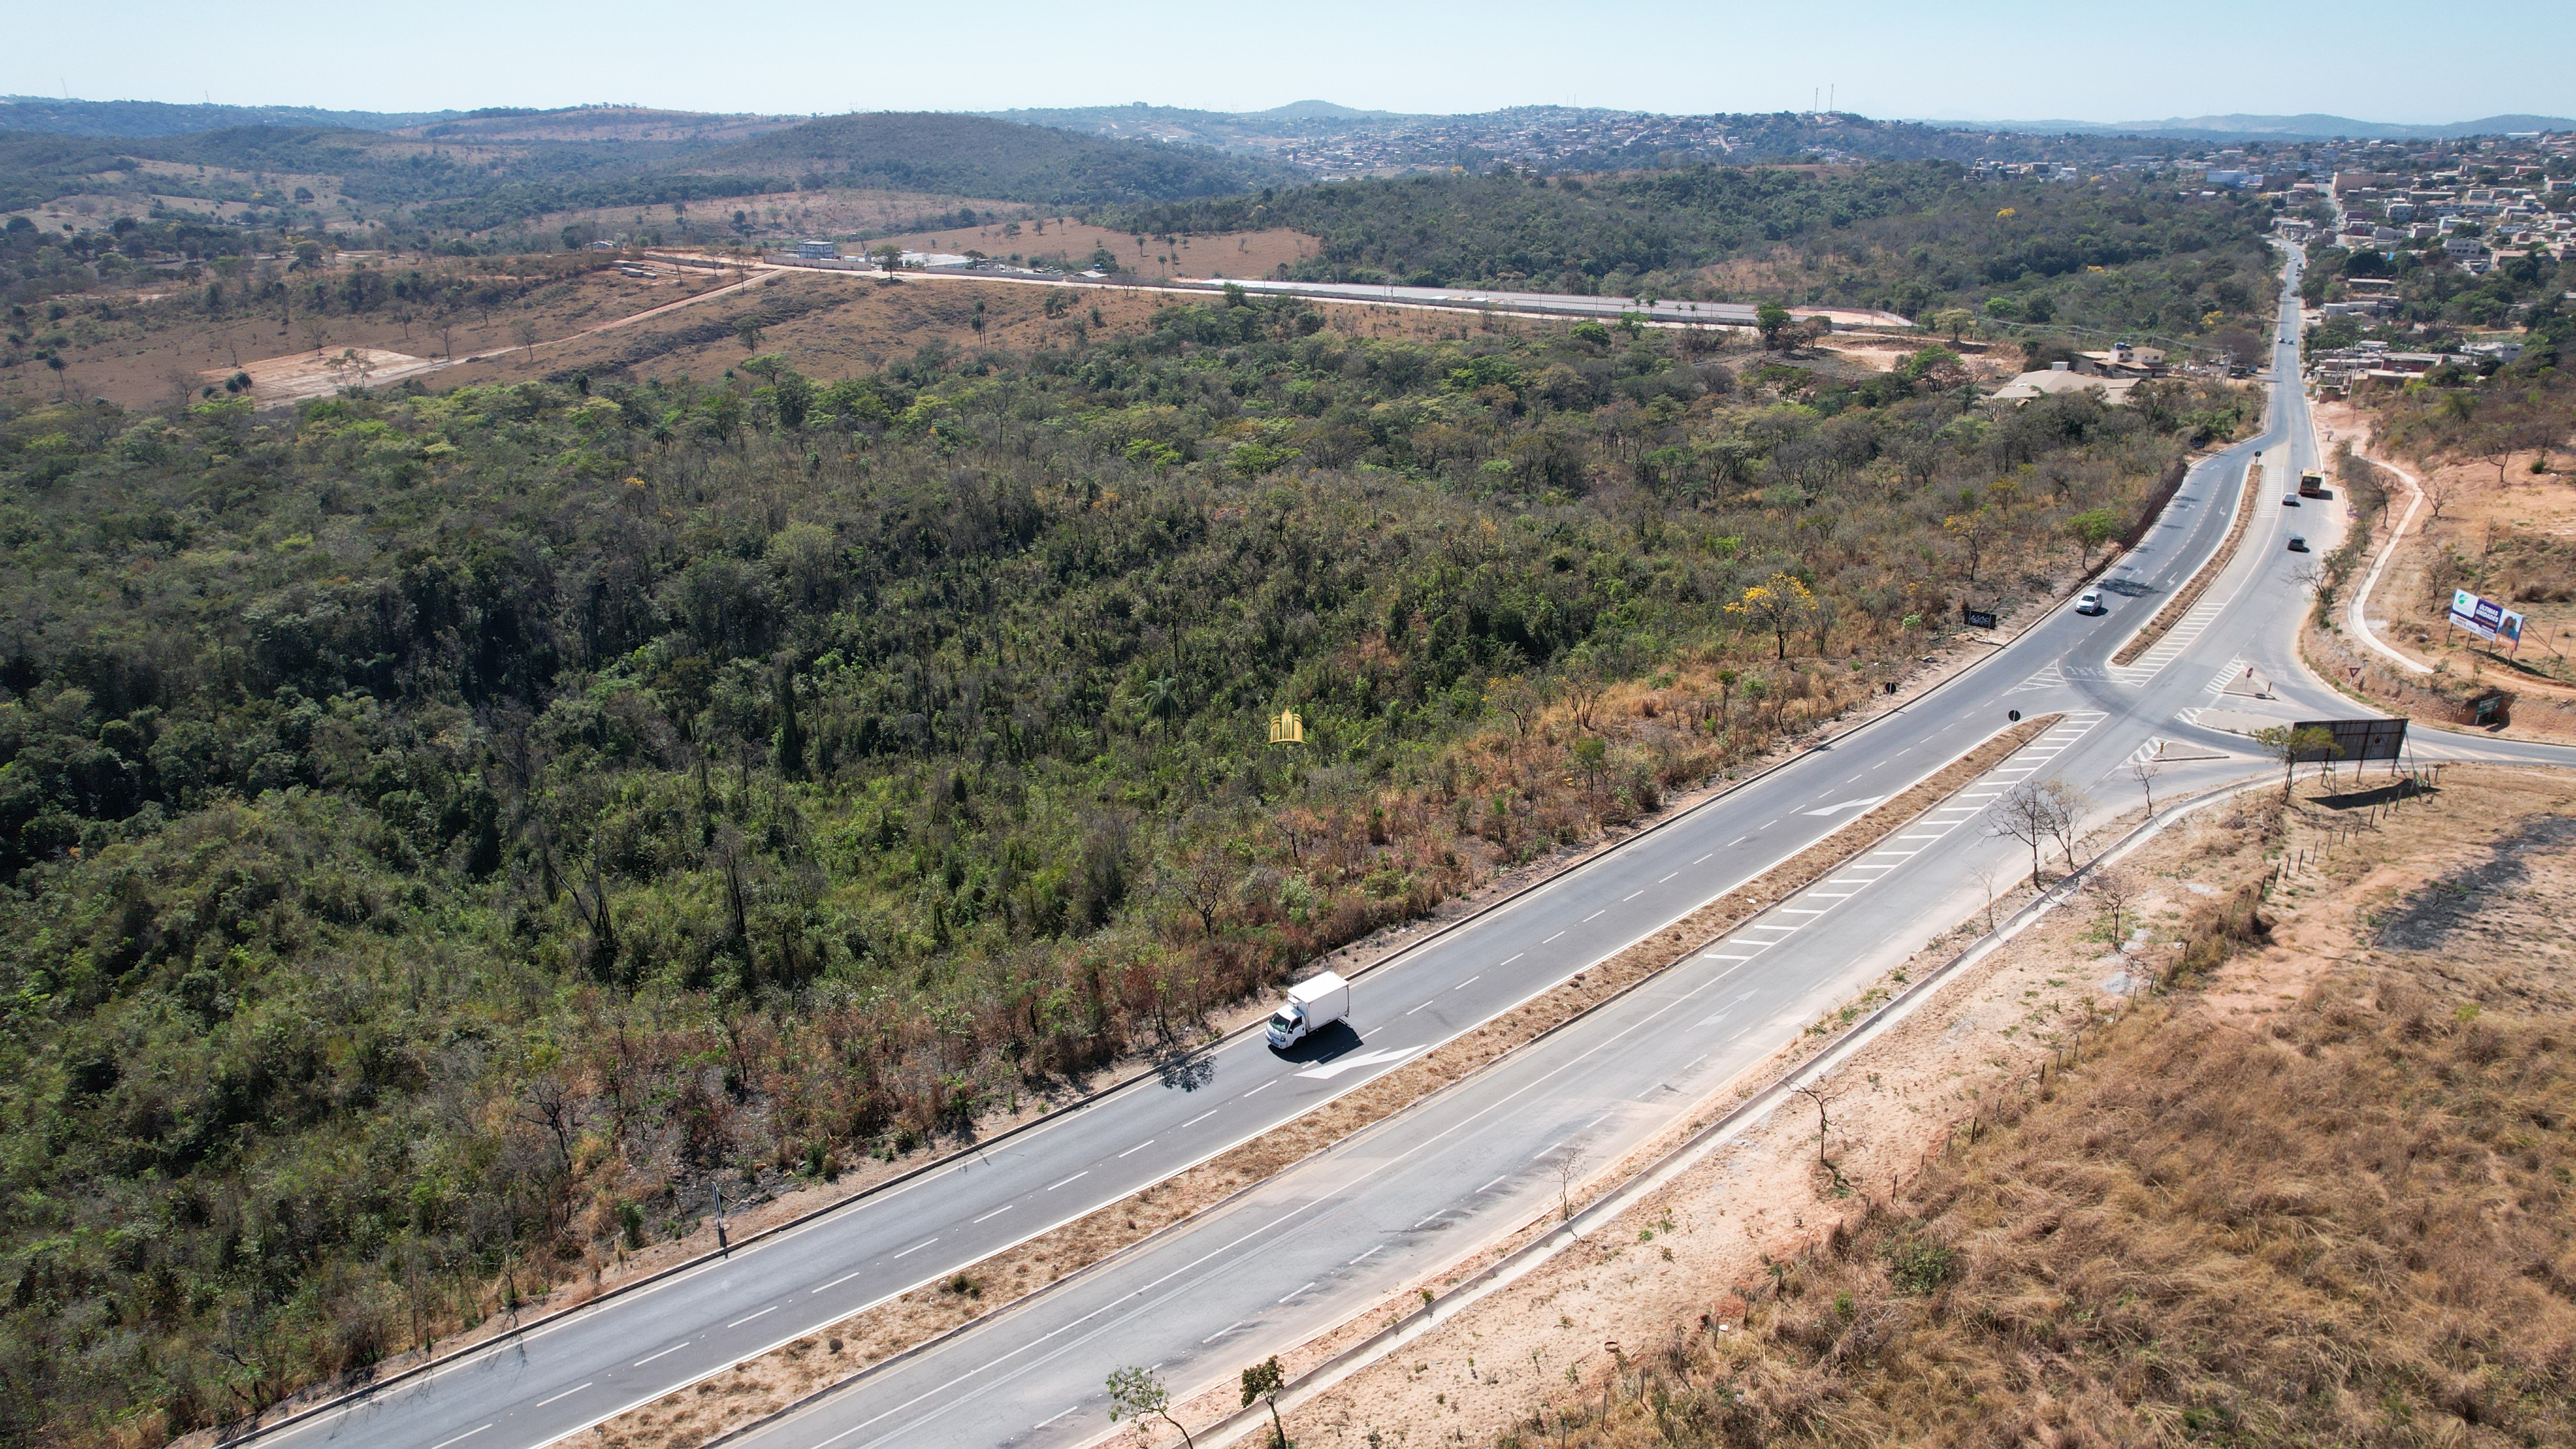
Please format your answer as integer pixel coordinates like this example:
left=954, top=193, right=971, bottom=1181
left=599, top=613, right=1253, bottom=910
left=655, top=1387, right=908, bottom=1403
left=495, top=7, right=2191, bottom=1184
left=1265, top=971, right=1350, bottom=1048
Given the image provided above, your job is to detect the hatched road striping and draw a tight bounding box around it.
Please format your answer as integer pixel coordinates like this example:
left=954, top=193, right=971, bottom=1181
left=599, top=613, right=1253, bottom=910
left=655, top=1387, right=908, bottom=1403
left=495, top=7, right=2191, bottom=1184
left=1693, top=713, right=2106, bottom=967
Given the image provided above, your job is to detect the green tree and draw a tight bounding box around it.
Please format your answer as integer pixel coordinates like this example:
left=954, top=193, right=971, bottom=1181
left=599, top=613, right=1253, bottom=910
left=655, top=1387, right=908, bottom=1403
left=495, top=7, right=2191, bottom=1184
left=1109, top=1365, right=1196, bottom=1448
left=1241, top=1355, right=1289, bottom=1448
left=1755, top=301, right=1794, bottom=350
left=2253, top=724, right=2340, bottom=797
left=2069, top=507, right=2121, bottom=570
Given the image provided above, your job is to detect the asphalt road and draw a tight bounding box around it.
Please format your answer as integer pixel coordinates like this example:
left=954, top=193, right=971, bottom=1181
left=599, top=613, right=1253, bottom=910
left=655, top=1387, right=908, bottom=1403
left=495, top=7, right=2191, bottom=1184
left=261, top=255, right=2576, bottom=1449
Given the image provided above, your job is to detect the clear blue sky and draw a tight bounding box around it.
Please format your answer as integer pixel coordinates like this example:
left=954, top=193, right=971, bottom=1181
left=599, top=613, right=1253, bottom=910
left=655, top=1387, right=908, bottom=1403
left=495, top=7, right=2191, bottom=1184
left=9, top=0, right=2572, bottom=124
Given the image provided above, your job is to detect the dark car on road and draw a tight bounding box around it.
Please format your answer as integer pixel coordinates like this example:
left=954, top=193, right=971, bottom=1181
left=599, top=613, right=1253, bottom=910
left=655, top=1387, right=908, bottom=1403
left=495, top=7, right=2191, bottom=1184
left=2282, top=494, right=2300, bottom=507
left=2287, top=535, right=2309, bottom=552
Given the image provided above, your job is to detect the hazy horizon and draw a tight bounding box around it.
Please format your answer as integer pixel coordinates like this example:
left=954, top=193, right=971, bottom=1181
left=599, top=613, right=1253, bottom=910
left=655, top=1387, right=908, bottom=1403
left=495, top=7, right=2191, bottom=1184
left=8, top=0, right=2571, bottom=130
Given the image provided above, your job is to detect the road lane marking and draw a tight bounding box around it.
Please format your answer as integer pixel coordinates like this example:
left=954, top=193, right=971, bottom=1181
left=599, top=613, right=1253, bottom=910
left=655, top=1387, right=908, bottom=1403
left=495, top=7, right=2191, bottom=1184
left=812, top=1268, right=869, bottom=1295
left=1478, top=1175, right=1508, bottom=1192
left=1183, top=1110, right=1218, bottom=1127
left=973, top=1206, right=1013, bottom=1224
left=727, top=1305, right=776, bottom=1328
left=1701, top=952, right=1753, bottom=961
left=1454, top=974, right=1481, bottom=990
left=1278, top=1280, right=1317, bottom=1303
left=633, top=1341, right=693, bottom=1367
left=429, top=1427, right=493, bottom=1449
left=1622, top=891, right=1642, bottom=901
left=1117, top=1140, right=1156, bottom=1158
left=1036, top=1407, right=1078, bottom=1429
left=1349, top=1245, right=1384, bottom=1264
left=1658, top=872, right=1677, bottom=882
left=1202, top=1320, right=1245, bottom=1344
left=1763, top=819, right=1779, bottom=828
left=1583, top=910, right=1605, bottom=922
left=533, top=1384, right=594, bottom=1409
left=892, top=1238, right=939, bottom=1259
left=1405, top=999, right=1435, bottom=1015
left=1780, top=907, right=1827, bottom=914
left=1500, top=953, right=1523, bottom=966
left=1046, top=1171, right=1088, bottom=1191
left=1544, top=931, right=1565, bottom=943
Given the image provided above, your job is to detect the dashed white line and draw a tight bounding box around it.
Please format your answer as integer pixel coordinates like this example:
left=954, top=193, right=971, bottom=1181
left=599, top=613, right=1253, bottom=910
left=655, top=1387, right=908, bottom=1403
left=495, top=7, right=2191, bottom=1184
left=1453, top=974, right=1481, bottom=990
left=1278, top=1280, right=1317, bottom=1303
left=1183, top=1110, right=1218, bottom=1127
left=892, top=1238, right=938, bottom=1259
left=533, top=1383, right=594, bottom=1409
left=811, top=1268, right=868, bottom=1296
left=1349, top=1245, right=1385, bottom=1265
left=1117, top=1140, right=1155, bottom=1158
left=1544, top=931, right=1565, bottom=943
left=1658, top=872, right=1678, bottom=883
left=1477, top=1175, right=1508, bottom=1192
left=1243, top=1080, right=1275, bottom=1097
left=1405, top=999, right=1435, bottom=1015
left=1035, top=1407, right=1078, bottom=1429
left=727, top=1304, right=776, bottom=1329
left=972, top=1205, right=1012, bottom=1224
left=1046, top=1171, right=1089, bottom=1191
left=1622, top=891, right=1642, bottom=902
left=1582, top=910, right=1605, bottom=922
left=633, top=1341, right=692, bottom=1367
left=429, top=1427, right=493, bottom=1449
left=1202, top=1321, right=1245, bottom=1345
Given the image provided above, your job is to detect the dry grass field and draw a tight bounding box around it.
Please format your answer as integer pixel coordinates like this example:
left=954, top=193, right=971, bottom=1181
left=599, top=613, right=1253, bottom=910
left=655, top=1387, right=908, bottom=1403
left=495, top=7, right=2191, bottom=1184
left=1235, top=764, right=2576, bottom=1449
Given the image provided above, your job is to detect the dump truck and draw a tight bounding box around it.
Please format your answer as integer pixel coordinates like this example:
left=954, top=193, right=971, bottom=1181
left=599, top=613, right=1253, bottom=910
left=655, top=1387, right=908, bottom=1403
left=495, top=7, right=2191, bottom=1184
left=2298, top=469, right=2327, bottom=498
left=1265, top=971, right=1350, bottom=1049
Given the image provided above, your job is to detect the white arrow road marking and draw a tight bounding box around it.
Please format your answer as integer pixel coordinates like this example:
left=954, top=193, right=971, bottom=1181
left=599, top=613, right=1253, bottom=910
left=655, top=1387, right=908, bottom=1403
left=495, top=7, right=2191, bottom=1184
left=1801, top=795, right=1884, bottom=817
left=1295, top=1045, right=1425, bottom=1080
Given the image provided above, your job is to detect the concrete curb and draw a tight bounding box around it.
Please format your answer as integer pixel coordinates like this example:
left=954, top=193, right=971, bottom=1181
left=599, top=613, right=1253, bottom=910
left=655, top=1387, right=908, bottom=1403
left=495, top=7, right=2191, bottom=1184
left=1178, top=769, right=2283, bottom=1449
left=700, top=715, right=2056, bottom=1449
left=222, top=561, right=2050, bottom=1449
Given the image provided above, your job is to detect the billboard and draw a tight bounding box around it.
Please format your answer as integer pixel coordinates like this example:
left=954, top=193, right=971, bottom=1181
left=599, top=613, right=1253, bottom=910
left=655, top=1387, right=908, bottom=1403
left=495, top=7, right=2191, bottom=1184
left=2449, top=589, right=2525, bottom=652
left=2290, top=717, right=2409, bottom=764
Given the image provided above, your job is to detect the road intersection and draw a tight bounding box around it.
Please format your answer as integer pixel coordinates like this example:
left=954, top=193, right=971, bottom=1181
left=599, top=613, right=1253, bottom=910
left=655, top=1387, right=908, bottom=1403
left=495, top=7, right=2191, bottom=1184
left=257, top=253, right=2576, bottom=1449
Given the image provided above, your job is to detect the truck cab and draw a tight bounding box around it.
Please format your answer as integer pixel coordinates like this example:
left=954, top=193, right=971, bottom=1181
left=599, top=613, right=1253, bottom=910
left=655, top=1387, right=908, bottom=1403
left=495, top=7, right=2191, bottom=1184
left=1265, top=971, right=1351, bottom=1048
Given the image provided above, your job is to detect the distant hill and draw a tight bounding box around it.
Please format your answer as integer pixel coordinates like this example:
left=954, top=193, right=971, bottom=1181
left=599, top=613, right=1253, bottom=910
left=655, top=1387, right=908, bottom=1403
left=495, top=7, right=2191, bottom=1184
left=1248, top=100, right=1411, bottom=121
left=0, top=96, right=455, bottom=137
left=691, top=112, right=1299, bottom=205
left=1934, top=111, right=2576, bottom=140
left=393, top=105, right=806, bottom=145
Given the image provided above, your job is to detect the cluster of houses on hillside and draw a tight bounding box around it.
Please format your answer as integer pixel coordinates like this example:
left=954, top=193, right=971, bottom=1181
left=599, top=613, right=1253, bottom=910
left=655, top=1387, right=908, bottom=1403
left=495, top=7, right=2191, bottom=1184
left=2295, top=167, right=2575, bottom=268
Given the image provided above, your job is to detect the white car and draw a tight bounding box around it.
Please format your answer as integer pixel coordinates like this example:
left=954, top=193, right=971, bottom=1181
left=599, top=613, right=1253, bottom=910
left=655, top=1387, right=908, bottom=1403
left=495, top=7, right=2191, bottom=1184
left=2075, top=588, right=2107, bottom=616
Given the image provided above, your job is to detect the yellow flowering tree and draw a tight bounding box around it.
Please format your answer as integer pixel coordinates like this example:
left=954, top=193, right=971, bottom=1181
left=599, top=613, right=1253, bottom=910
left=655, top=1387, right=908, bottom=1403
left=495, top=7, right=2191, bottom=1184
left=1727, top=573, right=1817, bottom=660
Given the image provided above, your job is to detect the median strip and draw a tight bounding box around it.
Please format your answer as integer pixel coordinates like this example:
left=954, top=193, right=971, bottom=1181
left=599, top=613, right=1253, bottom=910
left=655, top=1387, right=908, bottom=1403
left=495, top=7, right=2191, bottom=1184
left=586, top=714, right=2062, bottom=1449
left=2113, top=461, right=2262, bottom=667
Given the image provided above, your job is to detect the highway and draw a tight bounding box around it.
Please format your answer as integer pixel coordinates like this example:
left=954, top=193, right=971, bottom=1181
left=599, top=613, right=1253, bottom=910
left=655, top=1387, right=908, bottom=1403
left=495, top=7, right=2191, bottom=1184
left=258, top=255, right=2576, bottom=1449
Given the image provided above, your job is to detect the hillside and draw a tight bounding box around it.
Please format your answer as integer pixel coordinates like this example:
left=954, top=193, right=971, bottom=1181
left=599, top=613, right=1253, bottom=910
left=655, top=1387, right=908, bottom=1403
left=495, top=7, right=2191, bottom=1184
left=688, top=111, right=1299, bottom=205
left=0, top=96, right=455, bottom=137
left=1117, top=161, right=2281, bottom=344
left=0, top=283, right=2252, bottom=1445
left=1481, top=765, right=2576, bottom=1449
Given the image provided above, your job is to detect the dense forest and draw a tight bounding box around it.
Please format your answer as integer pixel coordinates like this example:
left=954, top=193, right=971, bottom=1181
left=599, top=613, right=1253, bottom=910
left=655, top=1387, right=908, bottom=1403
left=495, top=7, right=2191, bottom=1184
left=0, top=282, right=2253, bottom=1443
left=1114, top=163, right=2282, bottom=346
